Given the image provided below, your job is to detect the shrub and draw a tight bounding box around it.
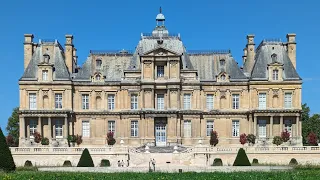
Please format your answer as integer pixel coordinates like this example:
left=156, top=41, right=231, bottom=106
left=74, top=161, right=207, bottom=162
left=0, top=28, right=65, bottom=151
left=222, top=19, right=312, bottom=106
left=24, top=160, right=33, bottom=167
left=252, top=158, right=259, bottom=165
left=41, top=137, right=49, bottom=145
left=233, top=148, right=251, bottom=166
left=33, top=132, right=42, bottom=143
left=307, top=132, right=318, bottom=146
left=209, top=131, right=219, bottom=146
left=77, top=148, right=94, bottom=167
left=247, top=134, right=256, bottom=145
left=212, top=158, right=223, bottom=166
left=273, top=136, right=283, bottom=146
left=67, top=135, right=76, bottom=147
left=0, top=128, right=16, bottom=171
left=100, top=159, right=111, bottom=167
left=240, top=133, right=247, bottom=145
left=289, top=158, right=298, bottom=166
left=107, top=131, right=116, bottom=145
left=63, top=160, right=72, bottom=167
left=6, top=135, right=15, bottom=147
left=281, top=129, right=290, bottom=142
left=76, top=135, right=83, bottom=146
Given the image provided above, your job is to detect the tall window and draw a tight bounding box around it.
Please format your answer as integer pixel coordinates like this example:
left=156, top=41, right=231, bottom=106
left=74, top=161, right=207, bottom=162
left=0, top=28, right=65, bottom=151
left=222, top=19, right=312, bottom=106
left=29, top=119, right=37, bottom=138
left=96, top=59, right=102, bottom=69
left=108, top=121, right=116, bottom=134
left=232, top=120, right=240, bottom=137
left=131, top=94, right=138, bottom=110
left=55, top=119, right=63, bottom=138
left=157, top=65, right=164, bottom=77
left=184, top=120, right=192, bottom=138
left=258, top=120, right=267, bottom=138
left=42, top=70, right=48, bottom=81
left=82, top=94, right=89, bottom=110
left=206, top=94, right=214, bottom=110
left=284, top=119, right=292, bottom=137
left=82, top=121, right=90, bottom=137
left=29, top=93, right=37, bottom=110
left=157, top=94, right=164, bottom=110
left=206, top=120, right=214, bottom=136
left=232, top=94, right=240, bottom=109
left=272, top=69, right=279, bottom=80
left=258, top=93, right=267, bottom=109
left=108, top=94, right=115, bottom=110
left=284, top=92, right=292, bottom=109
left=55, top=93, right=63, bottom=109
left=184, top=94, right=191, bottom=110
left=131, top=120, right=138, bottom=137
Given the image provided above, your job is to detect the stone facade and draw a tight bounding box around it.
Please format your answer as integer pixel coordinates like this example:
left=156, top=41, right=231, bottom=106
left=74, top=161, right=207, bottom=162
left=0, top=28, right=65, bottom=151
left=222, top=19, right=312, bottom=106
left=18, top=10, right=302, bottom=147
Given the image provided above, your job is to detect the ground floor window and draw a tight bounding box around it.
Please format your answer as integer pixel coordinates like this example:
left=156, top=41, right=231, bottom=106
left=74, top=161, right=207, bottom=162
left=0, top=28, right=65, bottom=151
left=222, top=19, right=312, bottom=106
left=55, top=119, right=63, bottom=138
left=29, top=119, right=37, bottom=138
left=258, top=120, right=267, bottom=138
left=284, top=119, right=292, bottom=137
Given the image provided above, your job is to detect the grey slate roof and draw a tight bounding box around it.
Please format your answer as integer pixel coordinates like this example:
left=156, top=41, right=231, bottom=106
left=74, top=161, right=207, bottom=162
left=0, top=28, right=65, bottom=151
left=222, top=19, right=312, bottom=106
left=21, top=42, right=70, bottom=81
left=251, top=42, right=301, bottom=81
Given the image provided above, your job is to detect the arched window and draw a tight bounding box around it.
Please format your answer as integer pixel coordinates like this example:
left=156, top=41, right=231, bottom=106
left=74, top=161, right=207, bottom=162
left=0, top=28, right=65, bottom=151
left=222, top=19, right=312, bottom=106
left=272, top=69, right=279, bottom=80
left=271, top=53, right=277, bottom=62
left=220, top=59, right=225, bottom=66
left=96, top=74, right=101, bottom=81
left=221, top=74, right=226, bottom=80
left=96, top=59, right=102, bottom=69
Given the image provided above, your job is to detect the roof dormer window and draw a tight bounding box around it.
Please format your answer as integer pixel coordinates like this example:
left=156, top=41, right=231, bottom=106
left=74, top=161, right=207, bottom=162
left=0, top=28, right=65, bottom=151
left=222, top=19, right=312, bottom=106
left=220, top=59, right=225, bottom=66
left=272, top=69, right=279, bottom=81
left=221, top=74, right=226, bottom=81
left=96, top=74, right=101, bottom=81
left=43, top=54, right=50, bottom=63
left=271, top=53, right=277, bottom=63
left=96, top=59, right=102, bottom=69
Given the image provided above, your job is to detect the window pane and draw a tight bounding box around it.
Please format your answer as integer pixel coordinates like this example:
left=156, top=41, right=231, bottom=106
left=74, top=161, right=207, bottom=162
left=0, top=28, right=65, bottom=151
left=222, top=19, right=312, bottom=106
left=55, top=119, right=63, bottom=138
left=108, top=94, right=115, bottom=110
left=206, top=94, right=214, bottom=110
left=258, top=120, right=267, bottom=138
left=82, top=121, right=90, bottom=137
left=184, top=94, right=191, bottom=110
left=108, top=121, right=116, bottom=136
left=232, top=94, right=240, bottom=109
left=55, top=93, right=63, bottom=109
left=206, top=120, right=214, bottom=136
left=42, top=70, right=48, bottom=81
left=29, top=119, right=37, bottom=138
left=82, top=94, right=89, bottom=109
left=258, top=93, right=266, bottom=109
left=157, top=66, right=164, bottom=77
left=284, top=119, right=292, bottom=137
left=131, top=95, right=138, bottom=110
left=184, top=120, right=191, bottom=137
left=232, top=120, right=240, bottom=137
left=131, top=120, right=138, bottom=137
left=284, top=93, right=292, bottom=109
left=29, top=93, right=37, bottom=110
left=157, top=94, right=164, bottom=110
left=273, top=70, right=279, bottom=80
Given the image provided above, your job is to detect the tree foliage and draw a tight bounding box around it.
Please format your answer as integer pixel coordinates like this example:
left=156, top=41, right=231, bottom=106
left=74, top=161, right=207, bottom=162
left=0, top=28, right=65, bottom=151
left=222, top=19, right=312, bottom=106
left=302, top=103, right=320, bottom=145
left=247, top=134, right=256, bottom=145
left=281, top=130, right=290, bottom=142
left=209, top=131, right=219, bottom=146
left=273, top=136, right=283, bottom=146
left=107, top=131, right=116, bottom=145
left=6, top=107, right=19, bottom=147
left=0, top=128, right=16, bottom=171
left=307, top=132, right=318, bottom=146
left=239, top=133, right=247, bottom=145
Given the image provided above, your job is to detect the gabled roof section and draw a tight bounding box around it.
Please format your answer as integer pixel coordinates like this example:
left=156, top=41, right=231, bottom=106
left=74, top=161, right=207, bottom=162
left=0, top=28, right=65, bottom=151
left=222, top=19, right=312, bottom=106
left=20, top=41, right=70, bottom=81
left=141, top=46, right=181, bottom=56
left=251, top=42, right=301, bottom=81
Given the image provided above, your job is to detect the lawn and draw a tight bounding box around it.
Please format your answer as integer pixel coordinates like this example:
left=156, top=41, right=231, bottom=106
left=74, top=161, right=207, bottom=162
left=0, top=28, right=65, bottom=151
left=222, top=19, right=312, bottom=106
left=1, top=170, right=320, bottom=180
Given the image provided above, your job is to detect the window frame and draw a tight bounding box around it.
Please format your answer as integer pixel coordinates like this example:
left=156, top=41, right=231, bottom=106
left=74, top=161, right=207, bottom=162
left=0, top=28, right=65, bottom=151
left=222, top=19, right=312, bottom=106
left=82, top=94, right=89, bottom=110
left=29, top=93, right=37, bottom=110
left=55, top=119, right=63, bottom=139
left=55, top=93, right=63, bottom=109
left=130, top=94, right=138, bottom=110
left=232, top=120, right=240, bottom=137
left=183, top=120, right=192, bottom=138
left=272, top=69, right=279, bottom=81
left=284, top=92, right=293, bottom=109
left=130, top=120, right=139, bottom=137
left=206, top=120, right=214, bottom=136
left=206, top=94, right=214, bottom=110
left=232, top=94, right=240, bottom=109
left=42, top=70, right=48, bottom=81
left=96, top=59, right=102, bottom=69
left=107, top=94, right=115, bottom=110
left=29, top=119, right=37, bottom=138
left=157, top=65, right=165, bottom=78
left=157, top=94, right=165, bottom=110
left=258, top=93, right=267, bottom=109
left=284, top=119, right=292, bottom=137
left=183, top=94, right=191, bottom=110
left=108, top=120, right=116, bottom=135
left=258, top=120, right=267, bottom=138
left=82, top=120, right=90, bottom=138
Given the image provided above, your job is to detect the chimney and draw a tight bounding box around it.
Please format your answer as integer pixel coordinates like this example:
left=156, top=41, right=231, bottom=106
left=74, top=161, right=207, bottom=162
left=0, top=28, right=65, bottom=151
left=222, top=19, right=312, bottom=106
left=242, top=47, right=247, bottom=64
left=65, top=35, right=74, bottom=73
left=286, top=33, right=296, bottom=69
left=244, top=34, right=255, bottom=73
left=24, top=34, right=34, bottom=70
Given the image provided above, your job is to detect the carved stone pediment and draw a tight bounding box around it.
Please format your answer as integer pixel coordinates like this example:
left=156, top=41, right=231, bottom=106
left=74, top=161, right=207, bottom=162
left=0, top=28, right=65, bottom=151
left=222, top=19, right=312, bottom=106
left=142, top=47, right=180, bottom=57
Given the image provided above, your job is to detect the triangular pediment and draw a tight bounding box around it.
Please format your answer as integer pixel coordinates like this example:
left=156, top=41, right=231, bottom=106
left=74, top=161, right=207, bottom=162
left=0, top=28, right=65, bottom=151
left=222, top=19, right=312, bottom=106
left=268, top=61, right=283, bottom=66
left=216, top=71, right=229, bottom=82
left=142, top=47, right=181, bottom=56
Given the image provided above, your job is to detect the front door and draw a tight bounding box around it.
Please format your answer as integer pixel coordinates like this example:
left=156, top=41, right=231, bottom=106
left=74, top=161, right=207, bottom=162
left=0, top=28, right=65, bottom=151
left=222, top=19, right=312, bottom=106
left=155, top=118, right=167, bottom=146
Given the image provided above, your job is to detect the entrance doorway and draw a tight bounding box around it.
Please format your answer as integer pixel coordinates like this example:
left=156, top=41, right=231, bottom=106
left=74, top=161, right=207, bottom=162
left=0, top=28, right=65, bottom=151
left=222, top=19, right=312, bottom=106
left=155, top=118, right=167, bottom=146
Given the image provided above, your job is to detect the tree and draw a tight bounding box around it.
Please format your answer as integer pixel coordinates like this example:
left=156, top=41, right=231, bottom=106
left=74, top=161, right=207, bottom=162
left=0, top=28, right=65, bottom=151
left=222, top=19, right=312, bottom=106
left=233, top=148, right=251, bottom=166
left=302, top=103, right=320, bottom=145
left=0, top=127, right=16, bottom=171
left=307, top=132, right=318, bottom=146
left=209, top=131, right=219, bottom=146
left=239, top=133, right=247, bottom=145
left=6, top=107, right=19, bottom=147
left=77, top=148, right=94, bottom=167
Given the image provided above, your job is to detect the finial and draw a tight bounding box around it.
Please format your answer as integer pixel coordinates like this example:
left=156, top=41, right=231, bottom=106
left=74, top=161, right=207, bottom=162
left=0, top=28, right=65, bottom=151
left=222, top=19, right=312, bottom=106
left=160, top=7, right=162, bottom=13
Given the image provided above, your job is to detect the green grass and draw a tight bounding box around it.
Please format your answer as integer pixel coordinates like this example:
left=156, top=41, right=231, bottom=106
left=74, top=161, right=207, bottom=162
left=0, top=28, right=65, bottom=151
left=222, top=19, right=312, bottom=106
left=1, top=170, right=320, bottom=180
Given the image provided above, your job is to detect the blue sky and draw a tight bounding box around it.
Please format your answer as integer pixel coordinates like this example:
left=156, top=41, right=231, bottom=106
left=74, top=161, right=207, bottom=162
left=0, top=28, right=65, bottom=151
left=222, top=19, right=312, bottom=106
left=0, top=0, right=319, bottom=132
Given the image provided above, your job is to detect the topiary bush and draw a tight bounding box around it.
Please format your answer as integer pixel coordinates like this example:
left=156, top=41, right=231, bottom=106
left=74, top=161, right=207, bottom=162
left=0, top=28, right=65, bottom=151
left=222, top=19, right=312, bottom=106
left=0, top=128, right=16, bottom=172
left=233, top=148, right=251, bottom=166
left=63, top=160, right=72, bottom=167
left=273, top=136, right=283, bottom=146
left=212, top=158, right=223, bottom=166
left=252, top=158, right=259, bottom=165
left=289, top=158, right=298, bottom=166
left=41, top=137, right=49, bottom=145
left=24, top=160, right=33, bottom=167
left=77, top=148, right=94, bottom=167
left=100, top=159, right=111, bottom=167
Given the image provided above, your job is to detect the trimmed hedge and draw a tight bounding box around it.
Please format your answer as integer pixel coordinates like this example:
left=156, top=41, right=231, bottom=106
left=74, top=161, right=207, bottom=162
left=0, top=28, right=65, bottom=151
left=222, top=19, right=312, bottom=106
left=63, top=160, right=72, bottom=167
left=24, top=161, right=33, bottom=167
left=100, top=159, right=111, bottom=167
left=212, top=158, right=223, bottom=166
left=77, top=148, right=94, bottom=167
left=289, top=158, right=298, bottom=166
left=233, top=148, right=251, bottom=166
left=0, top=128, right=16, bottom=171
left=252, top=158, right=259, bottom=165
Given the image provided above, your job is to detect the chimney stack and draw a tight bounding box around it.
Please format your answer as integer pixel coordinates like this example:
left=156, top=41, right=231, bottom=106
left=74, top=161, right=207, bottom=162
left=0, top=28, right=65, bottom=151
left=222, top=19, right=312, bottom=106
left=65, top=35, right=74, bottom=73
left=244, top=34, right=255, bottom=73
left=286, top=33, right=296, bottom=69
left=24, top=34, right=34, bottom=70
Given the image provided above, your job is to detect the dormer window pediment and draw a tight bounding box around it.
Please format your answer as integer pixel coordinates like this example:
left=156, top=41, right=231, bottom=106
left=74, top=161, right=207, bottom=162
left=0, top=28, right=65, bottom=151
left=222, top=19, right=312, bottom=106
left=92, top=72, right=104, bottom=82
left=217, top=72, right=229, bottom=82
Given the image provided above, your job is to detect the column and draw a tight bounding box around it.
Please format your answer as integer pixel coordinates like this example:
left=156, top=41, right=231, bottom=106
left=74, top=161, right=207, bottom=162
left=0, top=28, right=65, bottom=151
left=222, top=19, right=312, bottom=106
left=64, top=117, right=68, bottom=138
left=296, top=116, right=300, bottom=137
left=269, top=116, right=273, bottom=138
left=48, top=117, right=52, bottom=139
left=254, top=115, right=257, bottom=136
left=280, top=115, right=283, bottom=134
left=38, top=117, right=42, bottom=135
left=20, top=117, right=25, bottom=138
